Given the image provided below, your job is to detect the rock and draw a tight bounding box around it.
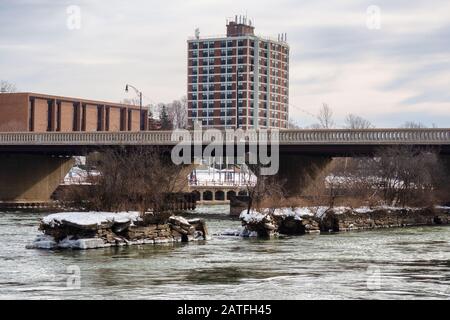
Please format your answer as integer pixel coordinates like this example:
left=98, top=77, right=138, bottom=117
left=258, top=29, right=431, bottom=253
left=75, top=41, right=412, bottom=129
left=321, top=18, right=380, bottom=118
left=263, top=223, right=276, bottom=230
left=31, top=212, right=210, bottom=250
left=27, top=235, right=57, bottom=249
left=112, top=221, right=131, bottom=233
left=168, top=216, right=191, bottom=228
left=170, top=224, right=189, bottom=235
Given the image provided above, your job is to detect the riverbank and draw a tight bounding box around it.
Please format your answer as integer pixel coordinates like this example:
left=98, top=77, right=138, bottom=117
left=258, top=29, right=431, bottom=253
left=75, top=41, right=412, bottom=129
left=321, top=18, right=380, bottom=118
left=28, top=211, right=208, bottom=250
left=239, top=206, right=450, bottom=237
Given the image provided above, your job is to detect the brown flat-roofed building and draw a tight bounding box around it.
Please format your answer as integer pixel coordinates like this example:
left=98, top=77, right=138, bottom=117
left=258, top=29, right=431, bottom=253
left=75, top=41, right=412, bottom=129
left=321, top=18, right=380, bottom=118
left=0, top=92, right=148, bottom=132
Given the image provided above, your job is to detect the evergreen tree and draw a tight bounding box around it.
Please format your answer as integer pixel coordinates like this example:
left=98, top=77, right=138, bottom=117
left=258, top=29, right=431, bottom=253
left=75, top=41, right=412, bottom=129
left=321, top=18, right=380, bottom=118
left=159, top=105, right=173, bottom=130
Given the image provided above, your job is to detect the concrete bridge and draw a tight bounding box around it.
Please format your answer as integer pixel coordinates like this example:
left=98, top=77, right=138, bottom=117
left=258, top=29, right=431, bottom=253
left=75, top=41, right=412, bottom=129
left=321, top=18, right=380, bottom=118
left=1, top=129, right=449, bottom=203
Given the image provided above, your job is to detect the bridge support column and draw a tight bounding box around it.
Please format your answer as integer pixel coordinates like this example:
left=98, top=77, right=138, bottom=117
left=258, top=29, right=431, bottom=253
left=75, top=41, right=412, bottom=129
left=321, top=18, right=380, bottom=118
left=0, top=154, right=75, bottom=203
left=439, top=155, right=450, bottom=204
left=276, top=154, right=332, bottom=197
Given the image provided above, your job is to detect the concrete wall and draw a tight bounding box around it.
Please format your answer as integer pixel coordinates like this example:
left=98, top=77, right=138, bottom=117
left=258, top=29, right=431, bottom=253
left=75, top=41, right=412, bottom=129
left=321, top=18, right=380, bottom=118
left=84, top=104, right=98, bottom=132
left=60, top=101, right=74, bottom=132
left=277, top=154, right=332, bottom=196
left=0, top=154, right=74, bottom=202
left=109, top=107, right=122, bottom=131
left=130, top=109, right=140, bottom=131
left=34, top=98, right=49, bottom=132
left=0, top=93, right=28, bottom=131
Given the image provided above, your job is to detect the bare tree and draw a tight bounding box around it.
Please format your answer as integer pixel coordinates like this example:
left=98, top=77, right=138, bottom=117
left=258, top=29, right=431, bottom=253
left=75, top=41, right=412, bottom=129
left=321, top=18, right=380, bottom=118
left=344, top=114, right=374, bottom=129
left=62, top=147, right=188, bottom=218
left=0, top=80, right=17, bottom=93
left=401, top=121, right=427, bottom=128
left=288, top=119, right=301, bottom=129
left=167, top=96, right=188, bottom=129
left=371, top=146, right=443, bottom=207
left=311, top=103, right=334, bottom=129
left=244, top=164, right=286, bottom=215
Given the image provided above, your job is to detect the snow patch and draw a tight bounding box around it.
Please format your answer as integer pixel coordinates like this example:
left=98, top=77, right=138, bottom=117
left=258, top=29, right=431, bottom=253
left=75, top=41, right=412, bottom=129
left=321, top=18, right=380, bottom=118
left=239, top=209, right=266, bottom=223
left=42, top=211, right=141, bottom=227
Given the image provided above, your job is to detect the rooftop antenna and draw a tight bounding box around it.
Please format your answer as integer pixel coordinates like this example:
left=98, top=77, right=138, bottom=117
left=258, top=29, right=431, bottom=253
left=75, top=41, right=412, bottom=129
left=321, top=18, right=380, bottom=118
left=195, top=28, right=200, bottom=39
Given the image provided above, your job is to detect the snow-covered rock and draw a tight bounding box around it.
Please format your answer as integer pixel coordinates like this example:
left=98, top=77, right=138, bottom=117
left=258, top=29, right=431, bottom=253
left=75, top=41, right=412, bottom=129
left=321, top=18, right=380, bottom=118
left=30, top=212, right=208, bottom=250
left=239, top=209, right=266, bottom=223
left=42, top=211, right=141, bottom=228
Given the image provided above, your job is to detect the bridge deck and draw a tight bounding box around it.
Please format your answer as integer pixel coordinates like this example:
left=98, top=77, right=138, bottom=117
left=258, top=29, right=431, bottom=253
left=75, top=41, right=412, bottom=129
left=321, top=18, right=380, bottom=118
left=0, top=129, right=449, bottom=155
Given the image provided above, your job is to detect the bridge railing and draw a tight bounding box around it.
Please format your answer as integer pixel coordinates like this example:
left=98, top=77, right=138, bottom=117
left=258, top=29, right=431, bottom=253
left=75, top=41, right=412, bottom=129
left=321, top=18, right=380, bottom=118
left=278, top=129, right=450, bottom=144
left=0, top=129, right=449, bottom=145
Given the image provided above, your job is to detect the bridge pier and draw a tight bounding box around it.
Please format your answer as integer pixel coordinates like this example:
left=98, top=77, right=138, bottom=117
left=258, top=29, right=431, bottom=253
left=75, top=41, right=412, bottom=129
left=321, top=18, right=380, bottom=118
left=0, top=154, right=74, bottom=203
left=276, top=154, right=332, bottom=196
left=439, top=155, right=450, bottom=204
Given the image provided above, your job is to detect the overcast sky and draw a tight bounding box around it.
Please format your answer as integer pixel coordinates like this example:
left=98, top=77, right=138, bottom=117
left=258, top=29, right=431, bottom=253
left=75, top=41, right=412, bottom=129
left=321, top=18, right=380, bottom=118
left=1, top=0, right=449, bottom=127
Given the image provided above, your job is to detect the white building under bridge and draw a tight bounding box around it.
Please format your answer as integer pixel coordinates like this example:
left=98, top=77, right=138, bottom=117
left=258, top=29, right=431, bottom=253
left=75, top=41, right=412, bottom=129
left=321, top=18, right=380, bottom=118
left=189, top=162, right=256, bottom=204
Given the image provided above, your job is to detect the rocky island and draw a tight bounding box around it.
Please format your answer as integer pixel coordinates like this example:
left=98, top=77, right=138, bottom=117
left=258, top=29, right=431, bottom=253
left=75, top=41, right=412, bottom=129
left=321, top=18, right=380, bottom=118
left=28, top=211, right=208, bottom=250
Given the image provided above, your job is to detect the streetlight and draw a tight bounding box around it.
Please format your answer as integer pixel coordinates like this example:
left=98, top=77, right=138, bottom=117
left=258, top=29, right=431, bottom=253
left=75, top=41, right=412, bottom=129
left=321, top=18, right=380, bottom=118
left=125, top=84, right=143, bottom=131
left=235, top=67, right=240, bottom=129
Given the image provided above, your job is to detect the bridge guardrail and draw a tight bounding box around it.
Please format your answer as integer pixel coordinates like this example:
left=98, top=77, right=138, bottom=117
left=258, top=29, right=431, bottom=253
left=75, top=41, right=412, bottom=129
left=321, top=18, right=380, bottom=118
left=0, top=129, right=449, bottom=145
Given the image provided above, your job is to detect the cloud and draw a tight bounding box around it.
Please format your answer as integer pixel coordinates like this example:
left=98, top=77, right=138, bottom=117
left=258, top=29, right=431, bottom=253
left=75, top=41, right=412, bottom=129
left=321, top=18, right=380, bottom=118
left=0, top=0, right=449, bottom=128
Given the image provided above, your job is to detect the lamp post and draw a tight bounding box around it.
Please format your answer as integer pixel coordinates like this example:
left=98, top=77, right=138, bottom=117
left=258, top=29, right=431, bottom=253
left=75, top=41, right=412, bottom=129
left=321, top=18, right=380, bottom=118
left=235, top=67, right=240, bottom=129
left=125, top=84, right=143, bottom=131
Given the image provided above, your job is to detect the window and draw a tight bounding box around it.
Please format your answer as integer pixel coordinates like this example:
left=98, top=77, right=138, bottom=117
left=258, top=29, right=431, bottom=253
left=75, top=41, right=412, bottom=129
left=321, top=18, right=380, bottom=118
left=56, top=101, right=61, bottom=132
left=105, top=107, right=110, bottom=131
left=47, top=100, right=54, bottom=132
left=127, top=109, right=132, bottom=131
left=72, top=103, right=79, bottom=131
left=120, top=108, right=126, bottom=131
left=97, top=106, right=103, bottom=131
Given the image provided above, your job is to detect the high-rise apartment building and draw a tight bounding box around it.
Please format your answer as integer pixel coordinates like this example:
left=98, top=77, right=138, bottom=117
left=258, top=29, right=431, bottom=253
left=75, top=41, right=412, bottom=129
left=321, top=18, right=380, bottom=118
left=187, top=16, right=289, bottom=129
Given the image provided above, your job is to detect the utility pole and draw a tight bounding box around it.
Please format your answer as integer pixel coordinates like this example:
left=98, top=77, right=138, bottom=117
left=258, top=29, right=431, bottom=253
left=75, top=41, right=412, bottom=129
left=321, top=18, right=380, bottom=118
left=125, top=84, right=144, bottom=131
left=236, top=66, right=240, bottom=129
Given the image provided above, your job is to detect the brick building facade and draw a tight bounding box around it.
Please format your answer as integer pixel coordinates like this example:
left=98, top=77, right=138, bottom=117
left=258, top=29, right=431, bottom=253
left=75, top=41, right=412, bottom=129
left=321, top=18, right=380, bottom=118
left=0, top=93, right=148, bottom=132
left=187, top=16, right=289, bottom=129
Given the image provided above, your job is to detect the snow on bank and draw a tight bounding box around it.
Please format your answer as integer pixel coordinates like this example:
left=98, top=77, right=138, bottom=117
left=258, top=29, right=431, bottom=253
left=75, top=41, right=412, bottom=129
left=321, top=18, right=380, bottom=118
left=42, top=211, right=141, bottom=227
left=239, top=207, right=329, bottom=222
left=239, top=210, right=266, bottom=223
left=239, top=205, right=450, bottom=221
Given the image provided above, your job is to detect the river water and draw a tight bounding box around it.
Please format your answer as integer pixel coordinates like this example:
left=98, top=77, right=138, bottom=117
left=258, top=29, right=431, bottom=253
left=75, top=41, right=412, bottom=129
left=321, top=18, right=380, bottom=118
left=0, top=205, right=449, bottom=300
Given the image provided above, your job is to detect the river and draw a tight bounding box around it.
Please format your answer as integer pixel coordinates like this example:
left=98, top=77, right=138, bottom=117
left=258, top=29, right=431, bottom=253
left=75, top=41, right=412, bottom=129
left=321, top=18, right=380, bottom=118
left=0, top=205, right=449, bottom=300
